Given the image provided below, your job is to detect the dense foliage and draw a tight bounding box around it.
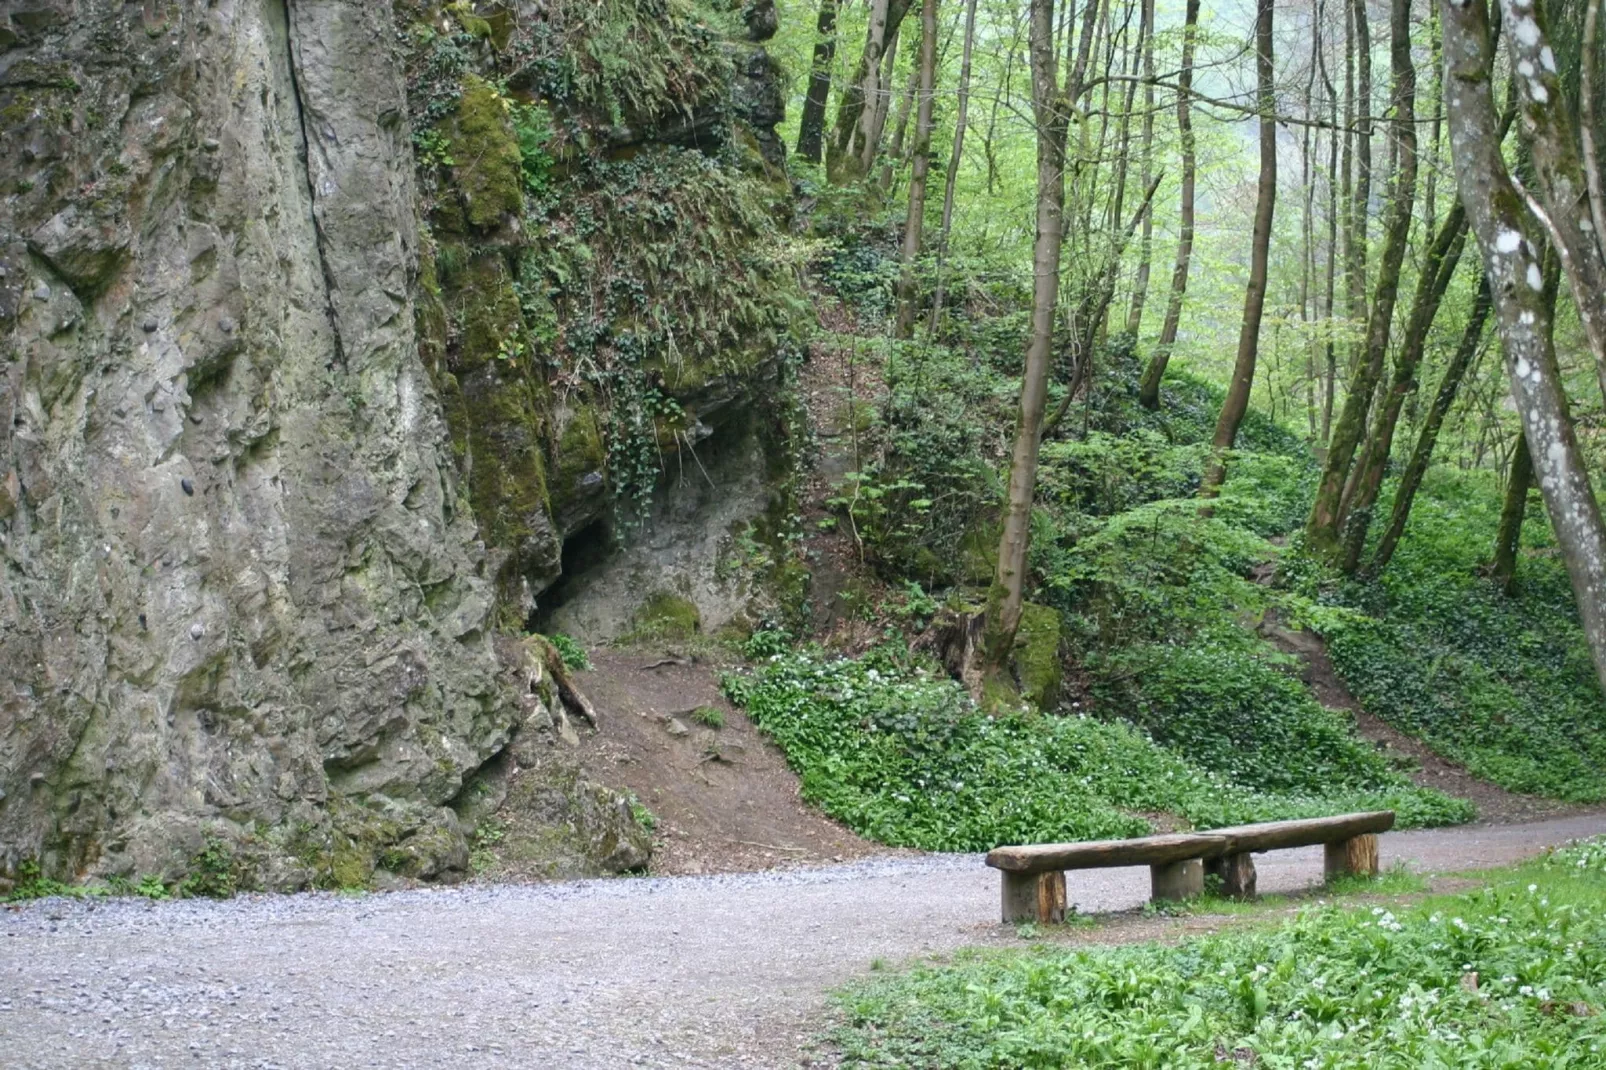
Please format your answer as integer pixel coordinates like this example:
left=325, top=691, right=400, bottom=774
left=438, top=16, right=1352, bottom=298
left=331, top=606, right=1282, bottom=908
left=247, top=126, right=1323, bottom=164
left=832, top=839, right=1606, bottom=1068
left=723, top=643, right=1469, bottom=852
left=1296, top=474, right=1606, bottom=801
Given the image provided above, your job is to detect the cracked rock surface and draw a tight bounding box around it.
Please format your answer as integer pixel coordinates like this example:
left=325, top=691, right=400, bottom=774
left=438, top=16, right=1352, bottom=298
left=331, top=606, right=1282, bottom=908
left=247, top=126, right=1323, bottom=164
left=0, top=0, right=520, bottom=886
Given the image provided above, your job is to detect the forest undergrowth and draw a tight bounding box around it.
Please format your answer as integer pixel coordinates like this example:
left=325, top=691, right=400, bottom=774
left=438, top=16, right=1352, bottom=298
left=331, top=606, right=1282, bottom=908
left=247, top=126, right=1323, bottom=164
left=721, top=222, right=1606, bottom=848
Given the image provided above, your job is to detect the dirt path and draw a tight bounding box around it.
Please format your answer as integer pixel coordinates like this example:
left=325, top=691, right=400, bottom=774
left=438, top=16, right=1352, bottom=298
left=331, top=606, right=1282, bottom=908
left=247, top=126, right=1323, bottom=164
left=4, top=813, right=1604, bottom=1070
left=573, top=651, right=887, bottom=876
left=1259, top=611, right=1603, bottom=824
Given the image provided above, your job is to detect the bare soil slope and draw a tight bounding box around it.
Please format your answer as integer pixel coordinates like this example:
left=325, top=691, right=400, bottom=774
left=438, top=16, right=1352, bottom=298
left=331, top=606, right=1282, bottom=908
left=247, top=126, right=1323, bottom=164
left=575, top=651, right=885, bottom=875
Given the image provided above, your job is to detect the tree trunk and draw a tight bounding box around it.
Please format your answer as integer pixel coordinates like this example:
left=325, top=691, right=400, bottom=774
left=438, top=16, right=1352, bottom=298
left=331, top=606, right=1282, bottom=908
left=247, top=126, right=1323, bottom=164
left=826, top=0, right=913, bottom=183
left=1307, top=0, right=1416, bottom=558
left=1491, top=432, right=1534, bottom=595
left=895, top=0, right=940, bottom=338
left=861, top=26, right=903, bottom=177
left=1501, top=0, right=1606, bottom=408
left=1440, top=0, right=1606, bottom=696
left=881, top=60, right=920, bottom=192
left=1136, top=0, right=1199, bottom=409
left=1369, top=275, right=1492, bottom=575
left=1125, top=0, right=1157, bottom=335
left=982, top=0, right=1069, bottom=681
left=928, top=0, right=980, bottom=329
left=1338, top=204, right=1468, bottom=572
left=1322, top=10, right=1341, bottom=445
left=1301, top=13, right=1321, bottom=440
left=1348, top=0, right=1372, bottom=327
left=796, top=0, right=839, bottom=163
left=1200, top=0, right=1276, bottom=496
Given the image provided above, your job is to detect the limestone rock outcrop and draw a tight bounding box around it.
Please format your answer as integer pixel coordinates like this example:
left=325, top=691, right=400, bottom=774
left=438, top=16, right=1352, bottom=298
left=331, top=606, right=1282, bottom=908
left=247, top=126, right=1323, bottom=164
left=1, top=0, right=765, bottom=889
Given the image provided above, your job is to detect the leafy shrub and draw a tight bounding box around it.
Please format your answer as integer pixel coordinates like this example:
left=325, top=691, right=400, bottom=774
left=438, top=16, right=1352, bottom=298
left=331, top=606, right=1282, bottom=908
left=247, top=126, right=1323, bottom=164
left=743, top=627, right=792, bottom=659
left=180, top=836, right=238, bottom=899
left=549, top=632, right=592, bottom=672
left=833, top=845, right=1606, bottom=1068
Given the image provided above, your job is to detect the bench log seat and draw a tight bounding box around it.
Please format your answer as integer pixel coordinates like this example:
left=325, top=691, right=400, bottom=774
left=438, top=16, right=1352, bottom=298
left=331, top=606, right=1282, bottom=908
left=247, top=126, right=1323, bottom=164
left=985, top=811, right=1395, bottom=923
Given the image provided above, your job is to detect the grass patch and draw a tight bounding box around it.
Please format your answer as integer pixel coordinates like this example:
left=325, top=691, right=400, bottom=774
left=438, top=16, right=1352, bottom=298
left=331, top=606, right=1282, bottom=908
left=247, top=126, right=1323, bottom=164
left=832, top=838, right=1606, bottom=1068
left=689, top=705, right=725, bottom=729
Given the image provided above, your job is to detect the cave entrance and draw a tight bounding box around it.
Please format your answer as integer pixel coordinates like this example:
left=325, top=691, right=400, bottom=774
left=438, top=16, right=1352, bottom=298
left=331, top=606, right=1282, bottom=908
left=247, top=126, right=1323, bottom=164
left=528, top=518, right=613, bottom=634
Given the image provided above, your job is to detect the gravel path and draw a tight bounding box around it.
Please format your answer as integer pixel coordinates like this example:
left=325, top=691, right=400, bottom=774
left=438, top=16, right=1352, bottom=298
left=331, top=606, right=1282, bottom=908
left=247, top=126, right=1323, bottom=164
left=4, top=813, right=1604, bottom=1070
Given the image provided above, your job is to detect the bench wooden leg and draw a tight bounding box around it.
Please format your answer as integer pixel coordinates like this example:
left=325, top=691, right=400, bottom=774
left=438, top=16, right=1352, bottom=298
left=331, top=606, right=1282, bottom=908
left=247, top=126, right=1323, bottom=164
left=1204, top=852, right=1257, bottom=899
left=1324, top=833, right=1380, bottom=881
left=1001, top=871, right=1066, bottom=924
left=1149, top=858, right=1203, bottom=903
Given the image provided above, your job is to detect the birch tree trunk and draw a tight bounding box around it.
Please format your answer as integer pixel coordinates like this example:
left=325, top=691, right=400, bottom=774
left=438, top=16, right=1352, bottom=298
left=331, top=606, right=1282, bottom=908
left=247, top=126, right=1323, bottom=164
left=1200, top=0, right=1276, bottom=496
left=1439, top=0, right=1606, bottom=695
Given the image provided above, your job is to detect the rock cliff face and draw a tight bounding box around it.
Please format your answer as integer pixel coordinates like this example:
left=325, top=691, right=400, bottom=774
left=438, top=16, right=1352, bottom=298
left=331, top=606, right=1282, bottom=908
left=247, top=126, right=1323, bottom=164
left=0, top=0, right=796, bottom=889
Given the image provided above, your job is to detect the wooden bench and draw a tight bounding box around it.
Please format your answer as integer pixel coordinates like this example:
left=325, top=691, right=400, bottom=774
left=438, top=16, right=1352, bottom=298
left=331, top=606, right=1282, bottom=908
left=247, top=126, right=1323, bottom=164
left=985, top=811, right=1395, bottom=923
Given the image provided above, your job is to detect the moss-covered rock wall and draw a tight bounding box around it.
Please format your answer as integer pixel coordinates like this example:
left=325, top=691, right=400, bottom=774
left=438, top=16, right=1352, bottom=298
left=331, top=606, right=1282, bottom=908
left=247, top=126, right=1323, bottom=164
left=399, top=0, right=807, bottom=628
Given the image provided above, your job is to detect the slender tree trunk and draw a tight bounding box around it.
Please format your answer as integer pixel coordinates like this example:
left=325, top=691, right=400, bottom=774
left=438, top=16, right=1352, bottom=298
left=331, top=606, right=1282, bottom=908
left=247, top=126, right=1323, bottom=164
left=880, top=57, right=920, bottom=192
left=1307, top=0, right=1416, bottom=557
left=796, top=0, right=840, bottom=163
left=1491, top=432, right=1534, bottom=594
left=1322, top=13, right=1341, bottom=445
left=826, top=0, right=913, bottom=183
left=1370, top=275, right=1493, bottom=575
left=861, top=26, right=903, bottom=176
left=982, top=0, right=1069, bottom=680
left=929, top=0, right=980, bottom=329
left=1348, top=0, right=1372, bottom=326
left=1136, top=0, right=1199, bottom=409
left=1125, top=0, right=1157, bottom=334
left=1440, top=0, right=1606, bottom=695
left=1337, top=204, right=1468, bottom=572
left=1423, top=8, right=1442, bottom=232
left=1301, top=14, right=1321, bottom=440
left=895, top=0, right=940, bottom=338
left=1200, top=0, right=1276, bottom=496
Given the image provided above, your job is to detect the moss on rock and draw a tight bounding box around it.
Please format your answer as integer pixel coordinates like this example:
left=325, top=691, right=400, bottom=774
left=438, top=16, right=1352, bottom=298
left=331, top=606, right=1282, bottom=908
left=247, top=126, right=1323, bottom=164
left=631, top=590, right=702, bottom=639
left=548, top=402, right=607, bottom=523
left=445, top=76, right=523, bottom=231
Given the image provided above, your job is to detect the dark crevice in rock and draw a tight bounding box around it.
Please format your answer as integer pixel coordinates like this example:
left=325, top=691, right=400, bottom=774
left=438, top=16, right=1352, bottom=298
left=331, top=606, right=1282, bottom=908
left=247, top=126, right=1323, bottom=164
left=279, top=0, right=346, bottom=369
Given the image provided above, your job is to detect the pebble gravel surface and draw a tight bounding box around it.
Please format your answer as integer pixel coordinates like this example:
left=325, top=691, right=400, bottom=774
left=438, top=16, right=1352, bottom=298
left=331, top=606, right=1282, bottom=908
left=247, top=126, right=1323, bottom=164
left=4, top=814, right=1604, bottom=1070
